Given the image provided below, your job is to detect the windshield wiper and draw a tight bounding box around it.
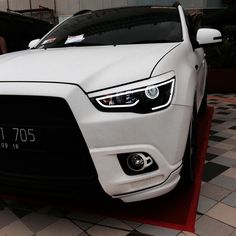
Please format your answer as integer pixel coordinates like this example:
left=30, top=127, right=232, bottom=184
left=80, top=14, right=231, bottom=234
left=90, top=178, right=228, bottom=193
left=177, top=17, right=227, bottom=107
left=127, top=40, right=179, bottom=44
left=39, top=40, right=178, bottom=49
left=39, top=42, right=105, bottom=49
left=51, top=42, right=106, bottom=48
left=65, top=42, right=105, bottom=47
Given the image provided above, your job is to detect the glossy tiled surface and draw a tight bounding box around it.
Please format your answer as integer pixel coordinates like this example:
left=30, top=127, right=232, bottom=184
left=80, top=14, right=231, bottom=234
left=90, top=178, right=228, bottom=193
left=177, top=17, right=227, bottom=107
left=0, top=94, right=235, bottom=236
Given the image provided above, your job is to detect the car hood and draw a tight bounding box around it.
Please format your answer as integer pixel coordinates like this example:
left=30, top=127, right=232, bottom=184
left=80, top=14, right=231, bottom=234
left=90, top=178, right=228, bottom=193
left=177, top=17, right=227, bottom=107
left=0, top=43, right=180, bottom=92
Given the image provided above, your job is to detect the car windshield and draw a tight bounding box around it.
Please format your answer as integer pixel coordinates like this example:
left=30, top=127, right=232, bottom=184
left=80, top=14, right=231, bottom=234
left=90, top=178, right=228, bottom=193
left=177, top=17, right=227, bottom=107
left=37, top=6, right=182, bottom=49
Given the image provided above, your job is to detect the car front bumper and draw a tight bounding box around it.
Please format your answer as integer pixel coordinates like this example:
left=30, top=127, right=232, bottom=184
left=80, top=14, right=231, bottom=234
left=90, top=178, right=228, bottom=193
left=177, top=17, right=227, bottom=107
left=0, top=82, right=192, bottom=202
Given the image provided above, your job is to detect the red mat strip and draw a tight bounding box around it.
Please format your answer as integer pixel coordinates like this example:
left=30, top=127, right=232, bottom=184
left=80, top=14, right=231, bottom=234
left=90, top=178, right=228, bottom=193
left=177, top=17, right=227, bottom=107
left=184, top=106, right=214, bottom=231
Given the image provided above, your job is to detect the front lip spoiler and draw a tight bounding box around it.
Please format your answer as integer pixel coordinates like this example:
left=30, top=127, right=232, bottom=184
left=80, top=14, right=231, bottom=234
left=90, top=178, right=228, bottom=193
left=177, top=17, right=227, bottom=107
left=112, top=164, right=182, bottom=197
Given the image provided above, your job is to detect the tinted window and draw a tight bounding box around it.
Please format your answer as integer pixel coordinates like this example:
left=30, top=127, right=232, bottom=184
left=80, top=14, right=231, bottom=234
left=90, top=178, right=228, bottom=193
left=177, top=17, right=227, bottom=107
left=37, top=7, right=182, bottom=48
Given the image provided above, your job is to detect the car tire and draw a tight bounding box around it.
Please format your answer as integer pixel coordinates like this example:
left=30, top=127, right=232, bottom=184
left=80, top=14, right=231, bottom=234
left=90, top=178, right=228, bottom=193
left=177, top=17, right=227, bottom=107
left=181, top=106, right=197, bottom=187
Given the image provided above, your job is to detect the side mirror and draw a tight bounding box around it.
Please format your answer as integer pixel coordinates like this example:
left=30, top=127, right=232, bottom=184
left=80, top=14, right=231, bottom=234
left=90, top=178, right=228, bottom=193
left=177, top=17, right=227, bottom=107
left=197, top=28, right=222, bottom=46
left=28, top=39, right=41, bottom=49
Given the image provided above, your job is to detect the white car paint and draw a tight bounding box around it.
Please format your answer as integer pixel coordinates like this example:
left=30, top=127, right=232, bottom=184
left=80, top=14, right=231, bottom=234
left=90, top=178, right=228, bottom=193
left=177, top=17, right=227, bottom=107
left=0, top=5, right=221, bottom=202
left=197, top=28, right=222, bottom=45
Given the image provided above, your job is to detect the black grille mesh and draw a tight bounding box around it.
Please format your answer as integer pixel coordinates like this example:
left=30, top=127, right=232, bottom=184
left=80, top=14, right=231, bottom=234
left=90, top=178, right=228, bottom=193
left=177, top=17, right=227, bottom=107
left=0, top=96, right=104, bottom=197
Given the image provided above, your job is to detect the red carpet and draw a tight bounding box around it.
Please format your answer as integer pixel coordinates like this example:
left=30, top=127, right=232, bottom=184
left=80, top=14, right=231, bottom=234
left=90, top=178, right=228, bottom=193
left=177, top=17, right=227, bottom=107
left=76, top=106, right=214, bottom=232
left=0, top=107, right=214, bottom=232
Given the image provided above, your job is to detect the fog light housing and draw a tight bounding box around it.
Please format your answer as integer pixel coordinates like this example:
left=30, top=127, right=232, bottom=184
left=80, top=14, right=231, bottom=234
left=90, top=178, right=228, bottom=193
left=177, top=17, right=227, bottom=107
left=118, top=152, right=158, bottom=176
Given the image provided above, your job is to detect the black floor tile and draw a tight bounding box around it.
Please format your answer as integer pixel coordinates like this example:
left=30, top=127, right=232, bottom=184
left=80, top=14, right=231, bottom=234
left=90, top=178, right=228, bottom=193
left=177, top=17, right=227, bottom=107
left=9, top=207, right=31, bottom=218
left=41, top=207, right=70, bottom=218
left=6, top=202, right=41, bottom=212
left=209, top=130, right=218, bottom=136
left=209, top=136, right=227, bottom=142
left=127, top=230, right=149, bottom=236
left=0, top=203, right=5, bottom=211
left=217, top=111, right=230, bottom=115
left=197, top=211, right=204, bottom=215
left=206, top=153, right=218, bottom=161
left=217, top=107, right=229, bottom=110
left=212, top=119, right=225, bottom=124
left=202, top=162, right=229, bottom=182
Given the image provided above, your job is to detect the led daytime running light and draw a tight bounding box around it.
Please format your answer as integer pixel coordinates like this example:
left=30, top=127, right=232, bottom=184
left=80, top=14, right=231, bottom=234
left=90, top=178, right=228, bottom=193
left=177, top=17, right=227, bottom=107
left=94, top=78, right=175, bottom=112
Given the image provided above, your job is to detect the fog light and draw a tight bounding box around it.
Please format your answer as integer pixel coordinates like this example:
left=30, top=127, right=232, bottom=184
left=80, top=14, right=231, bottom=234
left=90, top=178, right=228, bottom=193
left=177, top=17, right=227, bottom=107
left=118, top=152, right=158, bottom=175
left=127, top=153, right=153, bottom=172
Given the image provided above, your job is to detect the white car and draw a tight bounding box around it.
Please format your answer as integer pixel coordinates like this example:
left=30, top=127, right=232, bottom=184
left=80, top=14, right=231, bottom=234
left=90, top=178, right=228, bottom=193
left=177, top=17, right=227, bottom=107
left=0, top=3, right=221, bottom=202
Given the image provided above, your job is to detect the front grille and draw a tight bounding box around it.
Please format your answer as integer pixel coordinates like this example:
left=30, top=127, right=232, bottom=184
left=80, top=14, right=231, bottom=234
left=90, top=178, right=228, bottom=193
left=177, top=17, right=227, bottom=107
left=0, top=95, right=102, bottom=196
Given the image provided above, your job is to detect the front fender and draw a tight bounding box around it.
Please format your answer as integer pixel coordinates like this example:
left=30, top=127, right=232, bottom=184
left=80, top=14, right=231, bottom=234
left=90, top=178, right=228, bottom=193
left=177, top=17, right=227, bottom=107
left=151, top=42, right=197, bottom=108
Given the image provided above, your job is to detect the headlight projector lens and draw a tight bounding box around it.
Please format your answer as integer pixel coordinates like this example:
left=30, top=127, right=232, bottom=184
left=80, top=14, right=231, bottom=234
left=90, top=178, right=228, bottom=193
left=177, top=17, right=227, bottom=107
left=145, top=86, right=159, bottom=99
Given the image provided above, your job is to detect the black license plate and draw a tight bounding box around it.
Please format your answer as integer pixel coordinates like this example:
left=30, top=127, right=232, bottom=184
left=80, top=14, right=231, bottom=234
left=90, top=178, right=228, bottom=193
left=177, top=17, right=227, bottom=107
left=0, top=125, right=43, bottom=151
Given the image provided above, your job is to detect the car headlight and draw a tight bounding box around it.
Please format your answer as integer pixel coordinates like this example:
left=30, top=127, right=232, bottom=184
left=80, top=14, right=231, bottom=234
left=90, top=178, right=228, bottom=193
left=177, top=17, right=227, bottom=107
left=90, top=78, right=175, bottom=113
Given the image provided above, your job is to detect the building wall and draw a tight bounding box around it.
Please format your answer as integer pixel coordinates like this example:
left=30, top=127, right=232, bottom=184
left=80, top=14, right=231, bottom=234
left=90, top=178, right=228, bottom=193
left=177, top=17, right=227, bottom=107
left=78, top=0, right=224, bottom=11
left=0, top=0, right=7, bottom=10
left=6, top=0, right=30, bottom=10
left=80, top=0, right=128, bottom=10
left=0, top=0, right=226, bottom=17
left=31, top=0, right=55, bottom=9
left=55, top=0, right=79, bottom=15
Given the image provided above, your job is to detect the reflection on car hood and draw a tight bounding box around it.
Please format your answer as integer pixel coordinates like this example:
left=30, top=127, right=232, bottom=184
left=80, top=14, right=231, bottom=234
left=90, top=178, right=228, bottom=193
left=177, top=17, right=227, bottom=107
left=0, top=43, right=180, bottom=92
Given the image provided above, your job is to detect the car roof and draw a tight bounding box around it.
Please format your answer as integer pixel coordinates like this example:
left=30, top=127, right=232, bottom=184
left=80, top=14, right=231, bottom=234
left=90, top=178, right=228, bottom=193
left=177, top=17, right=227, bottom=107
left=74, top=5, right=179, bottom=17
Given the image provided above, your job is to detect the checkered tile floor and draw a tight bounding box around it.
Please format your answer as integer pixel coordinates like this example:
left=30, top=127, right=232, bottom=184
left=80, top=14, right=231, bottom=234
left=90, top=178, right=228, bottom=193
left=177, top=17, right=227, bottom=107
left=0, top=94, right=235, bottom=236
